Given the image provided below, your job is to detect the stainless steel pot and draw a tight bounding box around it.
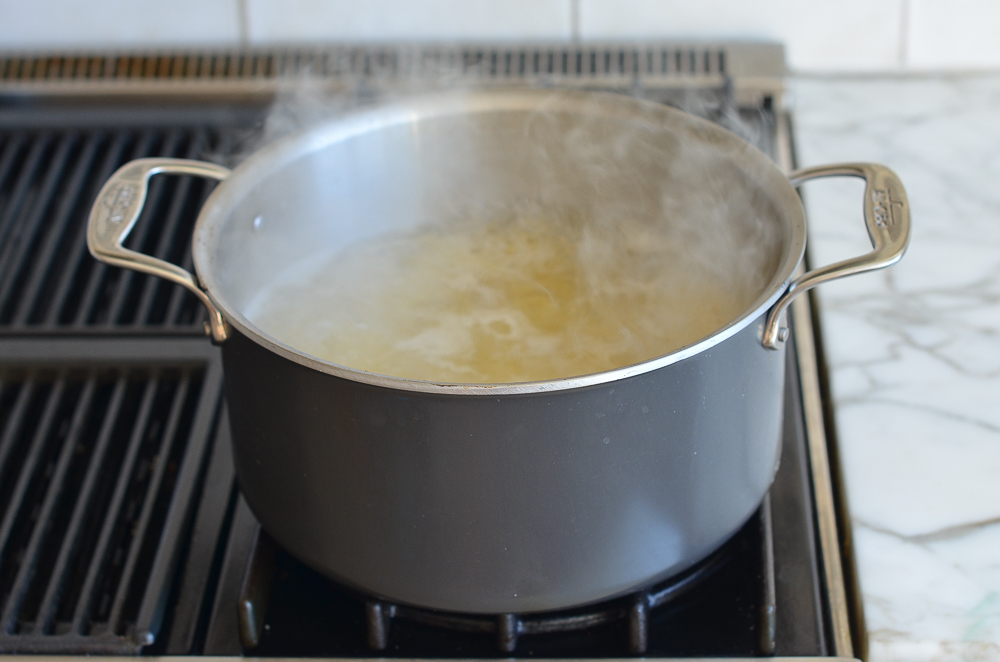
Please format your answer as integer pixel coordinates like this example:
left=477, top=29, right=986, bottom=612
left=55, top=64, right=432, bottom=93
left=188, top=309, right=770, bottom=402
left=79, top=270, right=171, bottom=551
left=87, top=89, right=909, bottom=614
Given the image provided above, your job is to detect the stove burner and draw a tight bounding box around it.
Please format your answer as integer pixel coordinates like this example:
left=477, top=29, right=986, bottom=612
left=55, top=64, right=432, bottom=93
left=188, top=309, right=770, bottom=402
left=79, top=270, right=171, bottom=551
left=231, top=496, right=776, bottom=657
left=365, top=540, right=735, bottom=654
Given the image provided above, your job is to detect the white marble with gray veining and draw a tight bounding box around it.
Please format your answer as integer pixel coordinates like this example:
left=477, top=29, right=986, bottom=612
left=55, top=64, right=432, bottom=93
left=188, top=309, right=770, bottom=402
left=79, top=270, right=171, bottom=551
left=791, top=75, right=1000, bottom=661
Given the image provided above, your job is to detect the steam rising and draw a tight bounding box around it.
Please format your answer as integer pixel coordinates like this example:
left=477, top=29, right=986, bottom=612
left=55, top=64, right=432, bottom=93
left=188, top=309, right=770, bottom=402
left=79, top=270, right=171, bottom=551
left=235, top=73, right=784, bottom=384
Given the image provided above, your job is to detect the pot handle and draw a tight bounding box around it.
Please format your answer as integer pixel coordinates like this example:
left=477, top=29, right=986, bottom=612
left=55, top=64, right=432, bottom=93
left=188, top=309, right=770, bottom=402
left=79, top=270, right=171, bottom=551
left=87, top=157, right=232, bottom=343
left=762, top=162, right=910, bottom=350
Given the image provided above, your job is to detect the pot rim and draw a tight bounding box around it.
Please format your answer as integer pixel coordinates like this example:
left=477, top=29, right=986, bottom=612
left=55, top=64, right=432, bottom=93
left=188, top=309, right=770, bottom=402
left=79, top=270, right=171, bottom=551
left=193, top=88, right=806, bottom=395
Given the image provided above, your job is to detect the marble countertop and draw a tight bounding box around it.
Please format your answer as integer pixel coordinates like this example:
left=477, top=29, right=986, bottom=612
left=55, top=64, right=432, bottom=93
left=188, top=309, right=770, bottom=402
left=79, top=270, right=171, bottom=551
left=791, top=75, right=1000, bottom=661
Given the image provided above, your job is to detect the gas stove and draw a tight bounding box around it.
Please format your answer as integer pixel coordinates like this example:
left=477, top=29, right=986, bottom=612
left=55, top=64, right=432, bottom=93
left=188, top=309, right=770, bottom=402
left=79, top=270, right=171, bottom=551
left=0, top=42, right=860, bottom=661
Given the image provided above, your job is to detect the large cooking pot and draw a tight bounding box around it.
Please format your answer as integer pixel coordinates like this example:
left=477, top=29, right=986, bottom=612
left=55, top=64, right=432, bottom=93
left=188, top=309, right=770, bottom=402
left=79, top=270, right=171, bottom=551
left=87, top=89, right=909, bottom=614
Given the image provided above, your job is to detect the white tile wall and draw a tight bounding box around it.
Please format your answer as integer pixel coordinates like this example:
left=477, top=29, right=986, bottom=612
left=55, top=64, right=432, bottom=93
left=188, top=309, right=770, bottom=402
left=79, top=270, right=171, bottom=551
left=579, top=0, right=905, bottom=72
left=906, top=0, right=1000, bottom=70
left=0, top=0, right=240, bottom=51
left=244, top=0, right=572, bottom=42
left=1, top=0, right=999, bottom=72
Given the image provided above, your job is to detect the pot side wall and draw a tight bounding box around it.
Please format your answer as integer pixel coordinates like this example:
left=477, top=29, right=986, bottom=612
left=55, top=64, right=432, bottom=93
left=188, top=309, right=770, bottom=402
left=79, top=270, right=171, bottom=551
left=222, top=315, right=785, bottom=614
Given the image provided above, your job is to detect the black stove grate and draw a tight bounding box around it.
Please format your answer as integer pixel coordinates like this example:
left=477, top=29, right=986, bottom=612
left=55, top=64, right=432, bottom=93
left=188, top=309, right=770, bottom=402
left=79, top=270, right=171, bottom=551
left=0, top=102, right=252, bottom=652
left=361, top=503, right=774, bottom=656
left=0, top=125, right=242, bottom=335
left=208, top=500, right=780, bottom=658
left=0, top=339, right=224, bottom=653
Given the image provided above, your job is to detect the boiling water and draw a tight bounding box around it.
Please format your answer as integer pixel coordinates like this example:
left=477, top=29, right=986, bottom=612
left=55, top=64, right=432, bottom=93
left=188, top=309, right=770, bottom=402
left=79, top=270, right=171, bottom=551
left=245, top=212, right=756, bottom=384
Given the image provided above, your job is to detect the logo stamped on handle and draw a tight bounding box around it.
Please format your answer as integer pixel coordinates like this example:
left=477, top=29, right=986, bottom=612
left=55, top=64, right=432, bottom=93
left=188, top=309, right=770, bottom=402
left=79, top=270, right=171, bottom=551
left=102, top=183, right=137, bottom=224
left=871, top=188, right=900, bottom=228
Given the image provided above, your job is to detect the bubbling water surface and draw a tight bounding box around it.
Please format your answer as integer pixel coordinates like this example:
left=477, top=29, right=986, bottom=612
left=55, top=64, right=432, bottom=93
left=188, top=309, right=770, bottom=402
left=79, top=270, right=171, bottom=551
left=245, top=208, right=761, bottom=384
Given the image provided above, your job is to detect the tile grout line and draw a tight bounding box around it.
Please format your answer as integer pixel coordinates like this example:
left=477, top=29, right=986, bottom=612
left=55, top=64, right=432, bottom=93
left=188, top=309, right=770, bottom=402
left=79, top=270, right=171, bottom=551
left=898, top=0, right=910, bottom=70
left=570, top=0, right=580, bottom=42
left=237, top=0, right=250, bottom=47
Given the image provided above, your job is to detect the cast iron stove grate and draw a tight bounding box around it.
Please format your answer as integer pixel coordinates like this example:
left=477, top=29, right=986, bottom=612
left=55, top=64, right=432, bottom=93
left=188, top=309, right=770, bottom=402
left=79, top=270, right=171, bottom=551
left=0, top=123, right=246, bottom=335
left=0, top=339, right=224, bottom=653
left=352, top=497, right=775, bottom=655
left=282, top=507, right=773, bottom=657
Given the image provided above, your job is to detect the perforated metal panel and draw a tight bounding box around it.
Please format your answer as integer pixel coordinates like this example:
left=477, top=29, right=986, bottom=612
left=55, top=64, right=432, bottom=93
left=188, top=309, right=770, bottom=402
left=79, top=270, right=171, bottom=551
left=0, top=45, right=741, bottom=84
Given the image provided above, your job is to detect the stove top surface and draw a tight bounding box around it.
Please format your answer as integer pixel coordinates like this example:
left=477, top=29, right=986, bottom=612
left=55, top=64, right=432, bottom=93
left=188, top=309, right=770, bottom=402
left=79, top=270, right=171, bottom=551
left=0, top=42, right=857, bottom=661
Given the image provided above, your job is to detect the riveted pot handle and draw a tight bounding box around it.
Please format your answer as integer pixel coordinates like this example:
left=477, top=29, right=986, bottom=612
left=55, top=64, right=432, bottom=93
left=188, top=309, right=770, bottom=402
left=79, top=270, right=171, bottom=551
left=762, top=163, right=910, bottom=350
left=87, top=157, right=232, bottom=343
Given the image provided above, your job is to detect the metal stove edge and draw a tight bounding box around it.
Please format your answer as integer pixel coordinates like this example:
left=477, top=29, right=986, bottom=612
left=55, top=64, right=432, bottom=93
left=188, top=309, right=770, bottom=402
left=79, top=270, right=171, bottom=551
left=0, top=657, right=862, bottom=662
